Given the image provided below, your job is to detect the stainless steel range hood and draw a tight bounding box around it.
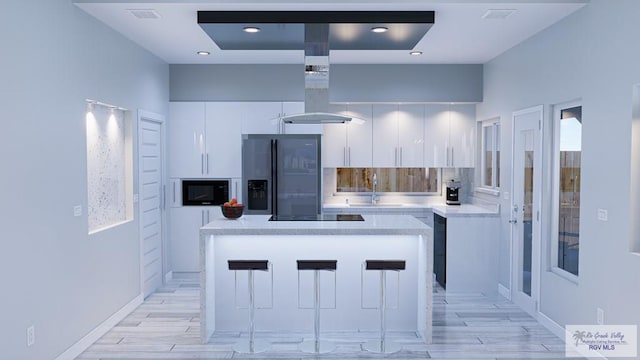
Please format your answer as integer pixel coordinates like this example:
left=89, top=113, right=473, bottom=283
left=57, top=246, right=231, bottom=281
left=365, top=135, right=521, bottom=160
left=280, top=23, right=352, bottom=125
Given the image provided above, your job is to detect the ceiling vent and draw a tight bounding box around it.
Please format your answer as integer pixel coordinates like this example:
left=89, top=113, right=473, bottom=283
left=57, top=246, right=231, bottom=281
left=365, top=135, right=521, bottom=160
left=128, top=9, right=161, bottom=20
left=482, top=9, right=516, bottom=20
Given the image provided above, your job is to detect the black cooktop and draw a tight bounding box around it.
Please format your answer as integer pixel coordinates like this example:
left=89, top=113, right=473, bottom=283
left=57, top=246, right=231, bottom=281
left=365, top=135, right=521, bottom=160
left=269, top=214, right=364, bottom=221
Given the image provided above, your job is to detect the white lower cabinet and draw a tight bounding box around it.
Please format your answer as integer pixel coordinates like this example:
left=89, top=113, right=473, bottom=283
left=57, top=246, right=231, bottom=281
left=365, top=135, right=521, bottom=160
left=169, top=206, right=216, bottom=273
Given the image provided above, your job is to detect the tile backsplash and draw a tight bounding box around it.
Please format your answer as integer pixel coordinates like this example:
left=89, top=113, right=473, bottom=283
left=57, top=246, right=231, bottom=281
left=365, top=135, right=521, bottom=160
left=323, top=167, right=475, bottom=205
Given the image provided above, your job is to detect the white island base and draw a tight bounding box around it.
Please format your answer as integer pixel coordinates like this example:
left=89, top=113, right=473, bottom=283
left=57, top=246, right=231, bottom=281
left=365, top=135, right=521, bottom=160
left=200, top=214, right=433, bottom=345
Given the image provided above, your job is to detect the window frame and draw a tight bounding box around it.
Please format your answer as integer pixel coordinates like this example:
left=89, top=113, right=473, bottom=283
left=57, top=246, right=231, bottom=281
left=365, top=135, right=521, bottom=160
left=550, top=100, right=582, bottom=281
left=477, top=118, right=501, bottom=195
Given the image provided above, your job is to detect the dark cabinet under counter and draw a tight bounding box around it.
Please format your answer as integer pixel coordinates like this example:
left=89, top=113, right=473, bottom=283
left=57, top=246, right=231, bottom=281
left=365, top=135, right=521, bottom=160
left=433, top=214, right=447, bottom=289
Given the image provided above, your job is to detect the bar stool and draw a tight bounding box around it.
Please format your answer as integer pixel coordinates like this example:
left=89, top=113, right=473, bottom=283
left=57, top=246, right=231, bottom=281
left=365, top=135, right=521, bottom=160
left=363, top=260, right=406, bottom=354
left=228, top=260, right=270, bottom=354
left=297, top=260, right=337, bottom=354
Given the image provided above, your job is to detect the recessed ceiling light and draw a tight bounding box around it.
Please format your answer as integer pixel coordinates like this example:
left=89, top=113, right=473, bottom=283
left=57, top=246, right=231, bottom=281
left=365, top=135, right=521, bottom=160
left=409, top=51, right=423, bottom=56
left=243, top=26, right=261, bottom=33
left=196, top=51, right=210, bottom=56
left=371, top=27, right=388, bottom=33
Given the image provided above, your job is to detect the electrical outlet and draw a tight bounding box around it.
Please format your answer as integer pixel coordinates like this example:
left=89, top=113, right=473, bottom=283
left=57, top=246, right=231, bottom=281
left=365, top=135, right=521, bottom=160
left=26, top=326, right=35, bottom=347
left=597, top=308, right=604, bottom=325
left=73, top=205, right=82, bottom=217
left=597, top=208, right=608, bottom=221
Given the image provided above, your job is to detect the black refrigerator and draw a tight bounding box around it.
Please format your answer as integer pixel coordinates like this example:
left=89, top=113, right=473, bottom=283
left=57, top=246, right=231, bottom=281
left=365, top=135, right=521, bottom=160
left=242, top=134, right=322, bottom=216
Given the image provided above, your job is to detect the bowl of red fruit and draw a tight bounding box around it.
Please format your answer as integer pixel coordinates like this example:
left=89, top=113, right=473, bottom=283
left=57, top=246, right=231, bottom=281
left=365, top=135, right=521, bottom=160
left=221, top=198, right=244, bottom=219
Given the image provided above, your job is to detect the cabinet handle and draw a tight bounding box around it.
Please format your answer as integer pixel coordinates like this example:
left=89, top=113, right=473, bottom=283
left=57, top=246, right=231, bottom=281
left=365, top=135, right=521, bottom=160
left=201, top=210, right=205, bottom=226
left=348, top=147, right=351, bottom=166
left=235, top=181, right=239, bottom=200
left=343, top=147, right=347, bottom=167
left=206, top=153, right=209, bottom=174
left=451, top=148, right=454, bottom=167
left=400, top=147, right=403, bottom=167
left=508, top=219, right=518, bottom=224
left=394, top=147, right=398, bottom=167
left=172, top=181, right=176, bottom=204
left=201, top=154, right=204, bottom=174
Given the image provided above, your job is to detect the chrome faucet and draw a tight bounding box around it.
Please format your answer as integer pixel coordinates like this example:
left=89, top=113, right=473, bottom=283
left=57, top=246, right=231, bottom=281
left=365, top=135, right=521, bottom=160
left=372, top=173, right=378, bottom=204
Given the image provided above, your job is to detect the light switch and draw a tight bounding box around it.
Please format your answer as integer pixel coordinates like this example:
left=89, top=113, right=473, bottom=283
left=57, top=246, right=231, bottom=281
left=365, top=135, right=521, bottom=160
left=597, top=208, right=608, bottom=221
left=133, top=194, right=139, bottom=203
left=503, top=192, right=510, bottom=200
left=73, top=205, right=82, bottom=217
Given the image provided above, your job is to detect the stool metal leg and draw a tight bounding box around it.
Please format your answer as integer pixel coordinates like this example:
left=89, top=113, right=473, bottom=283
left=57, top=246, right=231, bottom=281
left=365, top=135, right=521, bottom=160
left=364, top=270, right=401, bottom=354
left=300, top=270, right=336, bottom=354
left=234, top=269, right=269, bottom=354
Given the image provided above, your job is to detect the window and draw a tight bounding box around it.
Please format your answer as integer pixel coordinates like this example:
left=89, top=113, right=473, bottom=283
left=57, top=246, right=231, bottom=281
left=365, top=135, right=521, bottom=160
left=479, top=119, right=500, bottom=191
left=552, top=102, right=582, bottom=276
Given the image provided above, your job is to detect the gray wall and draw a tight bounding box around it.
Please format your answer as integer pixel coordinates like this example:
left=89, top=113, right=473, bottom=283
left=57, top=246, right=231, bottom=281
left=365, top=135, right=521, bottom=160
left=170, top=64, right=482, bottom=103
left=0, top=1, right=169, bottom=359
left=476, top=0, right=640, bottom=333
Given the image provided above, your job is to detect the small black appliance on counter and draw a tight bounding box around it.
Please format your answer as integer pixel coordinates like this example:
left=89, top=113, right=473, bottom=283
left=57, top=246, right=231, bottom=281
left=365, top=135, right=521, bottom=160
left=446, top=180, right=461, bottom=205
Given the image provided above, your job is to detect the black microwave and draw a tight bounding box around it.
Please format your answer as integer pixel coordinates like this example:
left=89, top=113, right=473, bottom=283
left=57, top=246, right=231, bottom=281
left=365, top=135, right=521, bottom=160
left=182, top=179, right=229, bottom=206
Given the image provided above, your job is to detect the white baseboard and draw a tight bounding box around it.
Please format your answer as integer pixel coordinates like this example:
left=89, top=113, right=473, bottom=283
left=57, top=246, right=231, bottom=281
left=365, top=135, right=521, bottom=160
left=498, top=283, right=510, bottom=300
left=55, top=293, right=143, bottom=360
left=537, top=312, right=606, bottom=359
left=537, top=311, right=565, bottom=340
left=165, top=270, right=173, bottom=282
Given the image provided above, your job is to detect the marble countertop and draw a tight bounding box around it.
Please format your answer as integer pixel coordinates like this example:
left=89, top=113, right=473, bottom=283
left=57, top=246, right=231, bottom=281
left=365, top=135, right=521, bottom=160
left=323, top=202, right=499, bottom=217
left=200, top=214, right=431, bottom=236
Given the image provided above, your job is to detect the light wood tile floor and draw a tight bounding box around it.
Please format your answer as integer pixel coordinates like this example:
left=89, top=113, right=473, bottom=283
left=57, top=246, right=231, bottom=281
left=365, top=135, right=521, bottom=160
left=77, top=278, right=577, bottom=359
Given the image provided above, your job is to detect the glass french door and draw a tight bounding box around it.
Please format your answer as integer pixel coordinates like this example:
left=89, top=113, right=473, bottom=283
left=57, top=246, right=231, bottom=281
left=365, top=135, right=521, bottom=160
left=511, top=106, right=542, bottom=316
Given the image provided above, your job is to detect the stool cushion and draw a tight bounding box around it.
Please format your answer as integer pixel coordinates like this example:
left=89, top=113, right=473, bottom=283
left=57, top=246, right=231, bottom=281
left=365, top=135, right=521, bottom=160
left=228, top=260, right=269, bottom=271
left=297, top=260, right=337, bottom=271
left=365, top=260, right=406, bottom=271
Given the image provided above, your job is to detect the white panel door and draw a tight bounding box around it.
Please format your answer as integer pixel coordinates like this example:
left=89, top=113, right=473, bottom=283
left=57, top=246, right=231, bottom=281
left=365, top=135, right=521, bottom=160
left=168, top=102, right=205, bottom=177
left=242, top=102, right=281, bottom=134
left=398, top=104, right=425, bottom=167
left=372, top=104, right=399, bottom=167
left=345, top=104, right=373, bottom=168
left=205, top=102, right=243, bottom=177
left=449, top=104, right=476, bottom=167
left=424, top=104, right=450, bottom=168
left=139, top=116, right=164, bottom=297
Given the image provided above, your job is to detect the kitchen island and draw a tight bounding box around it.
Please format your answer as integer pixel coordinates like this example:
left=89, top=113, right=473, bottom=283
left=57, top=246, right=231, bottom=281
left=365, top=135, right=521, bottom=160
left=199, top=214, right=433, bottom=344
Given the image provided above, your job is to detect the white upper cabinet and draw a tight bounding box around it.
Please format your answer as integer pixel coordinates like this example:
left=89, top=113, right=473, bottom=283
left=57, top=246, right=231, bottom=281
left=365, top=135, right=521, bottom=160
left=372, top=104, right=399, bottom=167
left=322, top=104, right=373, bottom=168
left=372, top=104, right=424, bottom=167
left=241, top=102, right=281, bottom=134
left=424, top=104, right=450, bottom=168
left=398, top=105, right=425, bottom=167
left=344, top=104, right=373, bottom=167
left=424, top=104, right=476, bottom=168
left=205, top=102, right=243, bottom=178
left=449, top=104, right=476, bottom=167
left=168, top=102, right=206, bottom=178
